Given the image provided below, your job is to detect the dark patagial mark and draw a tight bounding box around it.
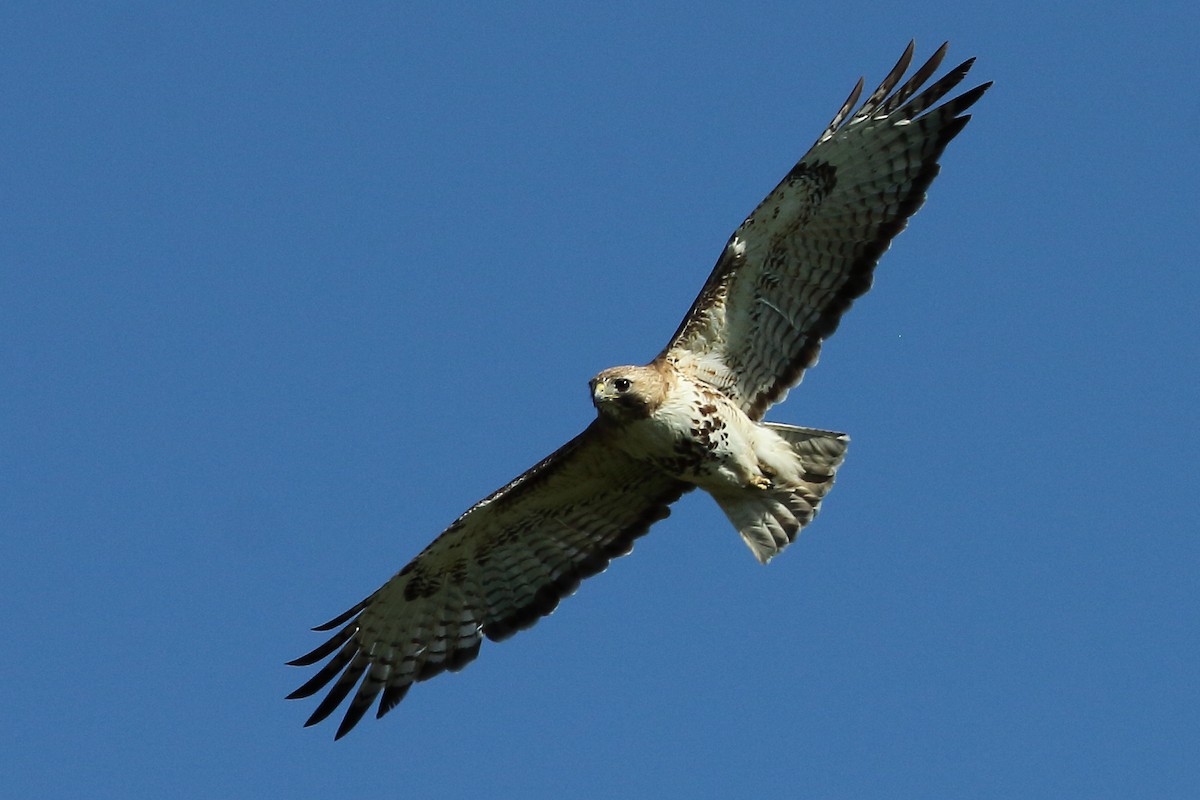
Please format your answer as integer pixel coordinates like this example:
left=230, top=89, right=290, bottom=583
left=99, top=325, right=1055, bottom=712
left=403, top=566, right=443, bottom=601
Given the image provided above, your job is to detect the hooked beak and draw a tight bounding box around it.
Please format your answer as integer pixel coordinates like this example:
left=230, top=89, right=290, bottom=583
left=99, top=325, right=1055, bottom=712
left=590, top=379, right=609, bottom=407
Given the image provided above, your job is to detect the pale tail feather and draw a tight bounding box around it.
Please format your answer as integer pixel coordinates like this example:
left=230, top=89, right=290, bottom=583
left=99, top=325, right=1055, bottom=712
left=711, top=424, right=850, bottom=563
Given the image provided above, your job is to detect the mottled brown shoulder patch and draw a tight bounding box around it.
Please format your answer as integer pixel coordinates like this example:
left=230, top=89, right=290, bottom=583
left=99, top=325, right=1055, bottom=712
left=402, top=566, right=442, bottom=601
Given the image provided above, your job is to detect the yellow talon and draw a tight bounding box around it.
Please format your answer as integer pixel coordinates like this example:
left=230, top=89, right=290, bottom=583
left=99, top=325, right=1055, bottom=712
left=750, top=475, right=772, bottom=490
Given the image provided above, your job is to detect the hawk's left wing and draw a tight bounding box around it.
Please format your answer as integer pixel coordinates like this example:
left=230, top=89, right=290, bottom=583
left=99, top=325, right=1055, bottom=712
left=661, top=43, right=990, bottom=420
left=288, top=422, right=688, bottom=738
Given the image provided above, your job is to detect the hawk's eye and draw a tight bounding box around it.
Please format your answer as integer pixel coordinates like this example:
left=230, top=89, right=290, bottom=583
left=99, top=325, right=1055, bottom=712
left=613, top=378, right=631, bottom=392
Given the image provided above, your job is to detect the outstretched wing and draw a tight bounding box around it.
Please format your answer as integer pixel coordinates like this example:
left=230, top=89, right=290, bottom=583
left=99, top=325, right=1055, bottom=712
left=287, top=422, right=688, bottom=738
left=661, top=42, right=991, bottom=420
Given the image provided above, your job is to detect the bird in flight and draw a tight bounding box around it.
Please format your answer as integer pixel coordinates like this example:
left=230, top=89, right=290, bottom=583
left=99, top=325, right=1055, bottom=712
left=289, top=42, right=990, bottom=738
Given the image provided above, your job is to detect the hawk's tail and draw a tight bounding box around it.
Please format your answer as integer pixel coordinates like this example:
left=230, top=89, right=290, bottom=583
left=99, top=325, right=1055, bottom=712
left=711, top=424, right=850, bottom=564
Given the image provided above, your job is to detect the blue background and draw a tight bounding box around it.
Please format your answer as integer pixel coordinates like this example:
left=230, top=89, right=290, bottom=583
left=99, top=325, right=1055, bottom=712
left=4, top=3, right=1197, bottom=798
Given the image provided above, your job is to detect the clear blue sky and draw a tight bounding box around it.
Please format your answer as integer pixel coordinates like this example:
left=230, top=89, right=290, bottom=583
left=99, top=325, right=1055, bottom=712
left=4, top=3, right=1197, bottom=798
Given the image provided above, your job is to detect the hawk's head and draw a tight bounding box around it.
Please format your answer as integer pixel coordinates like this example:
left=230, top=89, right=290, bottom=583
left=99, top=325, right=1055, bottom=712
left=589, top=364, right=668, bottom=421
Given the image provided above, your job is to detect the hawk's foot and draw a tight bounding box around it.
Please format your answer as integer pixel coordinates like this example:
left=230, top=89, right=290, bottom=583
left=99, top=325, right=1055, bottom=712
left=749, top=475, right=772, bottom=490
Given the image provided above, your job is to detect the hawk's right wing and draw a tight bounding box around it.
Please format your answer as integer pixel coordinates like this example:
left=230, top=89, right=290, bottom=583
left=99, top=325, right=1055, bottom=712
left=661, top=42, right=990, bottom=420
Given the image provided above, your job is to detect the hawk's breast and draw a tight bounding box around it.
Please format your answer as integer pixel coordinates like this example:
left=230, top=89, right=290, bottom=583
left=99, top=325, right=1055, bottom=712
left=618, top=375, right=759, bottom=487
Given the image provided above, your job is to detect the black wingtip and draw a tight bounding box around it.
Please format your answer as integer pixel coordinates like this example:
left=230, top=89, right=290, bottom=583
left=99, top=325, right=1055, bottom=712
left=302, top=659, right=366, bottom=730
left=311, top=600, right=367, bottom=632
left=333, top=697, right=374, bottom=740
left=376, top=683, right=411, bottom=719
left=959, top=80, right=994, bottom=107
left=286, top=620, right=359, bottom=667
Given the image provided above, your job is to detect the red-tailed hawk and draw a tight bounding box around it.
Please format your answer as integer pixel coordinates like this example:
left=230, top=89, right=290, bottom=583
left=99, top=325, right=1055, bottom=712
left=289, top=42, right=990, bottom=738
